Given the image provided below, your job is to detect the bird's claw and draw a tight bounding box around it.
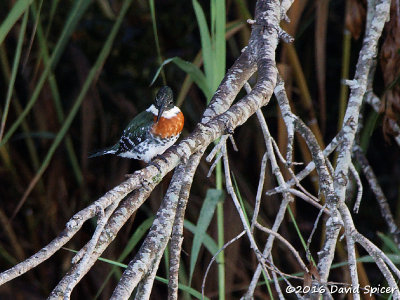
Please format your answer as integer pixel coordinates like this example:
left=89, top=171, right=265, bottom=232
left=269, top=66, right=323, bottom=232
left=197, top=122, right=213, bottom=133
left=147, top=160, right=163, bottom=173
left=223, top=119, right=235, bottom=135
left=154, top=154, right=168, bottom=164
left=125, top=169, right=143, bottom=179
left=181, top=153, right=189, bottom=164
left=140, top=178, right=152, bottom=191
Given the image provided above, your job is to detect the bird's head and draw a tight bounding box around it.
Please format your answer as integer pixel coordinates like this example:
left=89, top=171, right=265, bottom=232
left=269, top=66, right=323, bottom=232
left=154, top=86, right=174, bottom=122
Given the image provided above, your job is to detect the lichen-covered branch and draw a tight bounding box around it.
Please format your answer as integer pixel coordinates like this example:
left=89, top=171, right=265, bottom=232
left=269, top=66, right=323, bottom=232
left=353, top=145, right=400, bottom=247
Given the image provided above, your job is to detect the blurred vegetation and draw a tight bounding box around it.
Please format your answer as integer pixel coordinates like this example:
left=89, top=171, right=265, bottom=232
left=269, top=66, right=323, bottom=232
left=0, top=0, right=399, bottom=299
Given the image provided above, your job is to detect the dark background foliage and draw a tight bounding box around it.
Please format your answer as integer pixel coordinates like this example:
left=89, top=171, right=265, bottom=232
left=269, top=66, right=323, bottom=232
left=0, top=0, right=399, bottom=298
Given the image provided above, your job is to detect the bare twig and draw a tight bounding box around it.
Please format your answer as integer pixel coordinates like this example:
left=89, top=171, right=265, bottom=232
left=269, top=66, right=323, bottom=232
left=254, top=222, right=308, bottom=272
left=349, top=162, right=363, bottom=214
left=202, top=231, right=246, bottom=298
left=353, top=145, right=400, bottom=247
left=168, top=153, right=202, bottom=299
left=251, top=152, right=268, bottom=232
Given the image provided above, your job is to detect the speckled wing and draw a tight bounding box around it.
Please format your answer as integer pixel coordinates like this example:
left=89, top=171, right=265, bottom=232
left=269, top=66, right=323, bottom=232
left=115, top=110, right=154, bottom=154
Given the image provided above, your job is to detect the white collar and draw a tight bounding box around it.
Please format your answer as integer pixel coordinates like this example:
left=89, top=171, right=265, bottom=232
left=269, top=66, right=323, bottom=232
left=146, top=104, right=181, bottom=119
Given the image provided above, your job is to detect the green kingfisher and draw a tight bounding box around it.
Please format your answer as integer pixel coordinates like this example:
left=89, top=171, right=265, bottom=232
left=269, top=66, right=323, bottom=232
left=89, top=86, right=184, bottom=163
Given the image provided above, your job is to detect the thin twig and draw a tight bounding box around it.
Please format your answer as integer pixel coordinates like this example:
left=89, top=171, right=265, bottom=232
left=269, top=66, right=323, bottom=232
left=349, top=162, right=363, bottom=213
left=202, top=231, right=246, bottom=299
left=251, top=152, right=268, bottom=232
left=254, top=222, right=308, bottom=272
left=353, top=145, right=400, bottom=247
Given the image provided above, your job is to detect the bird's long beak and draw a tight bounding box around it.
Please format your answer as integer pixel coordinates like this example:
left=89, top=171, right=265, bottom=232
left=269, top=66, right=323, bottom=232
left=156, top=105, right=165, bottom=123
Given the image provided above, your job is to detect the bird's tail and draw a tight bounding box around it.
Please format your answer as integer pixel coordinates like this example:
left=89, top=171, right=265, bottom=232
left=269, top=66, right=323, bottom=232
left=89, top=144, right=118, bottom=158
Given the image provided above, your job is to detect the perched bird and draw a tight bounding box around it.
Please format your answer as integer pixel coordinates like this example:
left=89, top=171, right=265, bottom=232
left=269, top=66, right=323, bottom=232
left=89, top=86, right=184, bottom=163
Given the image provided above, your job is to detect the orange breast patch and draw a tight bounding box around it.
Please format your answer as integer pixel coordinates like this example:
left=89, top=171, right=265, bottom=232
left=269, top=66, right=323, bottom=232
left=151, top=112, right=184, bottom=138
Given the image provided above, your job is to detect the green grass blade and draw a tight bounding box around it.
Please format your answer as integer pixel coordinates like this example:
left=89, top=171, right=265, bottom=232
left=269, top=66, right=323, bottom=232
left=50, top=0, right=91, bottom=69
left=21, top=0, right=43, bottom=69
left=0, top=46, right=42, bottom=174
left=215, top=0, right=226, bottom=86
left=94, top=217, right=154, bottom=299
left=164, top=244, right=169, bottom=279
left=287, top=206, right=316, bottom=265
left=360, top=110, right=379, bottom=153
left=171, top=57, right=212, bottom=99
left=149, top=0, right=166, bottom=85
left=178, top=259, right=192, bottom=300
left=233, top=0, right=252, bottom=20
left=192, top=0, right=214, bottom=94
left=11, top=0, right=134, bottom=218
left=0, top=0, right=92, bottom=147
left=232, top=174, right=273, bottom=298
left=65, top=243, right=208, bottom=300
left=189, top=188, right=224, bottom=284
left=0, top=11, right=28, bottom=141
left=97, top=0, right=116, bottom=20
left=183, top=220, right=219, bottom=254
left=232, top=175, right=250, bottom=226
left=211, top=0, right=216, bottom=38
left=256, top=254, right=400, bottom=288
left=155, top=275, right=209, bottom=300
left=0, top=243, right=18, bottom=266
left=0, top=0, right=33, bottom=46
left=378, top=232, right=400, bottom=255
left=175, top=20, right=245, bottom=107
left=45, top=0, right=60, bottom=38
left=30, top=1, right=83, bottom=185
left=151, top=57, right=211, bottom=100
left=120, top=217, right=155, bottom=261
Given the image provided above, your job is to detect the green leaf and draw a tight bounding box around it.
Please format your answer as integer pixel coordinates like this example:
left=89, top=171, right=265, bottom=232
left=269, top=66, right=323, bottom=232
left=151, top=57, right=212, bottom=100
left=189, top=188, right=224, bottom=284
left=360, top=110, right=380, bottom=152
left=30, top=1, right=83, bottom=185
left=378, top=232, right=400, bottom=255
left=183, top=220, right=219, bottom=254
left=232, top=174, right=250, bottom=227
left=211, top=0, right=216, bottom=38
left=13, top=131, right=56, bottom=140
left=0, top=0, right=92, bottom=147
left=149, top=0, right=166, bottom=84
left=257, top=254, right=400, bottom=287
left=64, top=244, right=208, bottom=300
left=0, top=10, right=28, bottom=141
left=7, top=0, right=133, bottom=217
left=192, top=0, right=214, bottom=94
left=214, top=0, right=226, bottom=86
left=0, top=0, right=33, bottom=46
left=233, top=0, right=252, bottom=20
left=94, top=217, right=154, bottom=299
left=155, top=275, right=209, bottom=300
left=119, top=217, right=155, bottom=262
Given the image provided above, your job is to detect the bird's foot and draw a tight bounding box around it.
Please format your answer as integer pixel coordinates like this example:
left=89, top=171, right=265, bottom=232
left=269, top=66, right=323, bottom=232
left=140, top=178, right=152, bottom=191
left=125, top=173, right=134, bottom=178
left=147, top=160, right=163, bottom=173
left=154, top=154, right=169, bottom=164
left=197, top=122, right=213, bottom=133
left=125, top=169, right=142, bottom=179
left=223, top=119, right=235, bottom=135
left=125, top=170, right=154, bottom=191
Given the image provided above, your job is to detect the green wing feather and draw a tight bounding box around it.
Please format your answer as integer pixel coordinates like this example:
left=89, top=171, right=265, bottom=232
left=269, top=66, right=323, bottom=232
left=120, top=110, right=154, bottom=144
left=89, top=110, right=154, bottom=158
